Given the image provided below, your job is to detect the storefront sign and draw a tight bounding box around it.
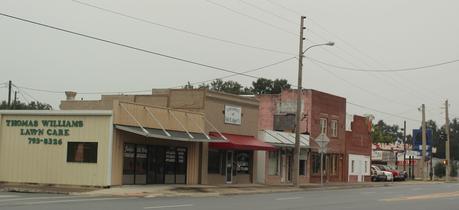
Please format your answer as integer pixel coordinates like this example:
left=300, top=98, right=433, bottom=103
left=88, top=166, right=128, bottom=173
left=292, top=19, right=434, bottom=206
left=224, top=105, right=241, bottom=125
left=5, top=119, right=84, bottom=145
left=372, top=150, right=383, bottom=160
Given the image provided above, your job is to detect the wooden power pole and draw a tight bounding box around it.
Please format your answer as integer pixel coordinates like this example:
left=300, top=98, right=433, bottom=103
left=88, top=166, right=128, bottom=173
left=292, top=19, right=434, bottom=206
left=293, top=15, right=306, bottom=187
left=445, top=100, right=451, bottom=182
left=421, top=104, right=427, bottom=181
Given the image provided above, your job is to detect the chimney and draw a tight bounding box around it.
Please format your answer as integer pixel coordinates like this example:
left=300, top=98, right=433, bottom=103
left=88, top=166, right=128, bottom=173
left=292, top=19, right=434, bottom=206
left=65, top=91, right=77, bottom=100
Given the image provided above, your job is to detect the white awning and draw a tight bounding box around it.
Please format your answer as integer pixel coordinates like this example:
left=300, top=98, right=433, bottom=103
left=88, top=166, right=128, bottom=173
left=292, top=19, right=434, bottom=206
left=258, top=130, right=309, bottom=148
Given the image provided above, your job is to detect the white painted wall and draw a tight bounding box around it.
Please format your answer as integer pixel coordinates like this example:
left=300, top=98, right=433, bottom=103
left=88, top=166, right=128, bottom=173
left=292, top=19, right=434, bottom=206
left=256, top=151, right=266, bottom=184
left=348, top=154, right=371, bottom=182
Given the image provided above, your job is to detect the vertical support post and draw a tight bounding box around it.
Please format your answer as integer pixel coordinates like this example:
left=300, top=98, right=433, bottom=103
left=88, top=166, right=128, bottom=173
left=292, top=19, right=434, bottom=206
left=421, top=104, right=427, bottom=181
left=7, top=80, right=12, bottom=108
left=445, top=100, right=451, bottom=182
left=320, top=151, right=324, bottom=187
left=403, top=120, right=407, bottom=172
left=293, top=15, right=306, bottom=187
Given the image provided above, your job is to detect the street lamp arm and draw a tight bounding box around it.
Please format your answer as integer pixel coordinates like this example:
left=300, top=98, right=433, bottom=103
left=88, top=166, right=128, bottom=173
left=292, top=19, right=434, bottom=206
left=303, top=42, right=335, bottom=54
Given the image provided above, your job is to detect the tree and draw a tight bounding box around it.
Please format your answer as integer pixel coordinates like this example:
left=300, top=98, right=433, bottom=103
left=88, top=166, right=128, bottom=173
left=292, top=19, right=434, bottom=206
left=251, top=78, right=291, bottom=95
left=371, top=120, right=403, bottom=143
left=0, top=100, right=52, bottom=110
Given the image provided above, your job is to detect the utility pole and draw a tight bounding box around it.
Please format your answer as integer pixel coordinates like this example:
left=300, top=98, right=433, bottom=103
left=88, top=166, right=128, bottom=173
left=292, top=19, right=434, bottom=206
left=293, top=16, right=306, bottom=188
left=7, top=80, right=12, bottom=108
left=12, top=91, right=17, bottom=110
left=421, top=104, right=427, bottom=181
left=445, top=100, right=451, bottom=182
left=403, top=120, right=407, bottom=172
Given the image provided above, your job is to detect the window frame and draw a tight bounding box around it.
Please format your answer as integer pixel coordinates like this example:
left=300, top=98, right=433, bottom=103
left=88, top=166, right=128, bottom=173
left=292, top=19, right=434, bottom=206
left=330, top=119, right=338, bottom=137
left=319, top=118, right=327, bottom=134
left=67, top=142, right=98, bottom=163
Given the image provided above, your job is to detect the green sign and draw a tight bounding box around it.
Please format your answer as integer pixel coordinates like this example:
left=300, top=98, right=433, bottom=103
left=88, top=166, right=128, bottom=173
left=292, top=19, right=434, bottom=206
left=5, top=119, right=84, bottom=145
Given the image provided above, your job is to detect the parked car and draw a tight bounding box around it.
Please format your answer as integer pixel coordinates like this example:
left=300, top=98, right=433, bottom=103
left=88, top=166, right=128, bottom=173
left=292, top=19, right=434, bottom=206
left=371, top=165, right=387, bottom=182
left=385, top=165, right=407, bottom=181
left=379, top=165, right=405, bottom=181
left=374, top=165, right=394, bottom=181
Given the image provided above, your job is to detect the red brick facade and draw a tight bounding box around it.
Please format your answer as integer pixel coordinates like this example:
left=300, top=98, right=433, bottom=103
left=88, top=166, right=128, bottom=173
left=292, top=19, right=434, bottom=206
left=257, top=89, right=347, bottom=183
left=345, top=115, right=372, bottom=182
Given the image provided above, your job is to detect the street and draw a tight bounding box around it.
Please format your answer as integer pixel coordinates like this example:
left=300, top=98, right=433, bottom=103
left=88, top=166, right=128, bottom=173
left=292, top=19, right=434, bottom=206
left=1, top=183, right=458, bottom=210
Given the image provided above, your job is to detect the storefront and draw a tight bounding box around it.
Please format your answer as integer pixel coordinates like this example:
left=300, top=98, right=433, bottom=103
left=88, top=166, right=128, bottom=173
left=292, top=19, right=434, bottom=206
left=257, top=130, right=310, bottom=185
left=207, top=133, right=274, bottom=184
left=0, top=110, right=113, bottom=187
left=122, top=144, right=187, bottom=184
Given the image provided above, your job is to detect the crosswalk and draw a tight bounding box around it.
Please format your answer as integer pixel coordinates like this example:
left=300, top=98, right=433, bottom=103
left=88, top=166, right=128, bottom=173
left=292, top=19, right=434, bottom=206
left=0, top=192, right=128, bottom=207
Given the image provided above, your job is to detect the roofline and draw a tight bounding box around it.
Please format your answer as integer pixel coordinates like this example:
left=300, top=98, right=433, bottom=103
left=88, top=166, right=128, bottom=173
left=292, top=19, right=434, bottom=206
left=0, top=110, right=113, bottom=116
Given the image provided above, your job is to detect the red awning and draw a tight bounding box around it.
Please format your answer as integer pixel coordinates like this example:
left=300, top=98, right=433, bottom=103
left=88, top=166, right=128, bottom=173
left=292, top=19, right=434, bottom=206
left=208, top=132, right=276, bottom=151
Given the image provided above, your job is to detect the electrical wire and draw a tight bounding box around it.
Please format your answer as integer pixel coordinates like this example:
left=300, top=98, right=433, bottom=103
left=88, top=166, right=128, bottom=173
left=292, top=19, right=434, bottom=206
left=309, top=60, right=415, bottom=108
left=307, top=57, right=459, bottom=73
left=13, top=84, right=40, bottom=102
left=173, top=56, right=296, bottom=88
left=0, top=12, right=428, bottom=123
left=204, top=0, right=297, bottom=37
left=347, top=101, right=420, bottom=122
left=70, top=0, right=295, bottom=56
left=0, top=12, right=266, bottom=80
left=237, top=0, right=297, bottom=26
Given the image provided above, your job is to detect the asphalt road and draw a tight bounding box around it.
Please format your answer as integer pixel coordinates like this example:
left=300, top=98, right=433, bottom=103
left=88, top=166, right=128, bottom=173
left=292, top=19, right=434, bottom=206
left=1, top=183, right=459, bottom=210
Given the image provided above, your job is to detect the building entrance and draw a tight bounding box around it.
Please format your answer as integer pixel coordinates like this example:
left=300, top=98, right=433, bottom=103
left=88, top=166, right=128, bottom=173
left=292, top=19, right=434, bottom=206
left=123, top=144, right=187, bottom=185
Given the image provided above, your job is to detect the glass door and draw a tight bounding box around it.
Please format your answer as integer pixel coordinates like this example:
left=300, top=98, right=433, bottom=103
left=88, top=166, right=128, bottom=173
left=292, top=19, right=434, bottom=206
left=147, top=146, right=165, bottom=184
left=225, top=151, right=233, bottom=183
left=164, top=147, right=177, bottom=184
left=134, top=145, right=148, bottom=184
left=122, top=144, right=136, bottom=185
left=176, top=147, right=187, bottom=184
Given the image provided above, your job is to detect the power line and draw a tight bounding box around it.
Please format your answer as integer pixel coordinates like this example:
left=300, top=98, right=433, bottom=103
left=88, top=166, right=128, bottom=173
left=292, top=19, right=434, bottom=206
left=204, top=0, right=297, bottom=37
left=347, top=101, right=420, bottom=122
left=17, top=56, right=295, bottom=94
left=307, top=57, right=459, bottom=73
left=237, top=0, right=297, bottom=26
left=70, top=0, right=294, bottom=56
left=13, top=84, right=40, bottom=102
left=0, top=12, right=266, bottom=80
left=310, top=60, right=415, bottom=108
left=265, top=0, right=453, bottom=104
left=174, top=56, right=296, bottom=88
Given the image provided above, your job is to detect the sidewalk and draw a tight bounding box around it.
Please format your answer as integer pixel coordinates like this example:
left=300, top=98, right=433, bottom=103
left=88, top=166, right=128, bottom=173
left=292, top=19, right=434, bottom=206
left=1, top=180, right=451, bottom=198
left=75, top=182, right=394, bottom=198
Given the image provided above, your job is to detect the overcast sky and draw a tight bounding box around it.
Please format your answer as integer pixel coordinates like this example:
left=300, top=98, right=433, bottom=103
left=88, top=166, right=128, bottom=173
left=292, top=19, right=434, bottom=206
left=1, top=0, right=458, bottom=132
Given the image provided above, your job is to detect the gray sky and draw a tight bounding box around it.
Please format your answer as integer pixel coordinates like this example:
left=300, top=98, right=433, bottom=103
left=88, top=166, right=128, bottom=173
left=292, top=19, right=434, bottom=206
left=1, top=0, right=458, bottom=132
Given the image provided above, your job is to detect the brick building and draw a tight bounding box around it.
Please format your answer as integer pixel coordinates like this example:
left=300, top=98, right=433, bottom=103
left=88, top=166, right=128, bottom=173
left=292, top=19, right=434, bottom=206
left=257, top=89, right=347, bottom=183
left=345, top=115, right=372, bottom=182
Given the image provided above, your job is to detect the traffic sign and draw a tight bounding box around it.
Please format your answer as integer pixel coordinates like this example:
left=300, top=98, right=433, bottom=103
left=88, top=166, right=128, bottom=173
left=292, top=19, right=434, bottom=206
left=314, top=133, right=330, bottom=150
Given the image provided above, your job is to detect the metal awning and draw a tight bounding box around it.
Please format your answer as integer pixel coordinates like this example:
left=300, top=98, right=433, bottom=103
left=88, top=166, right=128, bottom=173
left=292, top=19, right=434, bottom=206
left=115, top=125, right=226, bottom=142
left=258, top=130, right=310, bottom=148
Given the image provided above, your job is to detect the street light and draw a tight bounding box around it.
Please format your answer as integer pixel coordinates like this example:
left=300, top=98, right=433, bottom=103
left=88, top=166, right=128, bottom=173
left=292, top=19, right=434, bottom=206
left=293, top=17, right=334, bottom=188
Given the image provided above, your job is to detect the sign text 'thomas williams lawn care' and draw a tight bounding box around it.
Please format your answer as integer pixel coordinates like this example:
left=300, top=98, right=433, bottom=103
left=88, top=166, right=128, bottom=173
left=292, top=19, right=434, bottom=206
left=5, top=120, right=84, bottom=145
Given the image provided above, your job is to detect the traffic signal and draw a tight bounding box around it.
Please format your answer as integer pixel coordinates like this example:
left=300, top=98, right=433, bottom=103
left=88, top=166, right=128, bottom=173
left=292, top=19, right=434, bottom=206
left=440, top=132, right=447, bottom=141
left=443, top=159, right=448, bottom=165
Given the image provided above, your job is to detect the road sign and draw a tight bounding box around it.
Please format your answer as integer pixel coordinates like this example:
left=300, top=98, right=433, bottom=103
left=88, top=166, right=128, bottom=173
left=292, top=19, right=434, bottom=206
left=314, top=133, right=330, bottom=150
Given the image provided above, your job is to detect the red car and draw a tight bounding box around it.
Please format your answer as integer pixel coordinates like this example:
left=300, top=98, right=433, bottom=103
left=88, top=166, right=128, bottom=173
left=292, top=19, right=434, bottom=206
left=377, top=165, right=405, bottom=181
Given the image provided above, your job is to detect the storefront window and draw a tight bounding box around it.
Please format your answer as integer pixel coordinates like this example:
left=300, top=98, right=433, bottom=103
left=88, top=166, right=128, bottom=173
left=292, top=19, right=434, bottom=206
left=331, top=155, right=338, bottom=176
left=176, top=147, right=187, bottom=184
left=299, top=160, right=306, bottom=176
left=67, top=142, right=98, bottom=163
left=312, top=153, right=320, bottom=175
left=268, top=151, right=279, bottom=176
left=164, top=147, right=177, bottom=184
left=123, top=144, right=135, bottom=175
left=236, top=151, right=250, bottom=174
left=208, top=149, right=223, bottom=174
